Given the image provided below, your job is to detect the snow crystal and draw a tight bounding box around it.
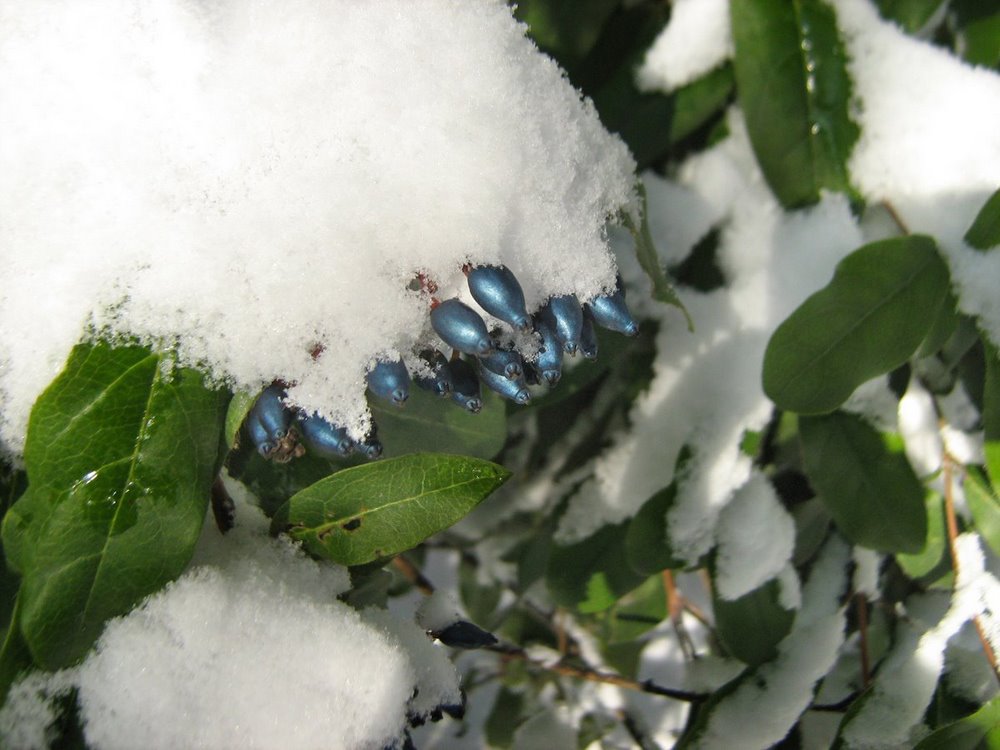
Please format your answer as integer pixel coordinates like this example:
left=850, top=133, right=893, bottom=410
left=842, top=534, right=1000, bottom=748
left=695, top=537, right=851, bottom=750
left=0, top=0, right=637, bottom=455
left=852, top=547, right=881, bottom=598
left=832, top=0, right=1000, bottom=346
left=0, top=483, right=459, bottom=750
left=557, top=112, right=863, bottom=556
left=637, top=0, right=732, bottom=94
left=715, top=474, right=796, bottom=601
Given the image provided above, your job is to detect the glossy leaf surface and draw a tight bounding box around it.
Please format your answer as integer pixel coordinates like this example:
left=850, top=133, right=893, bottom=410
left=965, top=188, right=1000, bottom=251
left=764, top=236, right=949, bottom=414
left=274, top=454, right=509, bottom=566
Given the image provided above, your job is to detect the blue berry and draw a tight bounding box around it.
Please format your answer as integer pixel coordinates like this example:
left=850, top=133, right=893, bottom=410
left=356, top=433, right=383, bottom=460
left=580, top=311, right=599, bottom=360
left=477, top=360, right=530, bottom=405
left=586, top=275, right=638, bottom=337
left=430, top=299, right=493, bottom=356
left=414, top=350, right=453, bottom=397
left=367, top=358, right=410, bottom=406
left=298, top=413, right=355, bottom=458
left=251, top=385, right=292, bottom=441
left=448, top=357, right=483, bottom=413
left=245, top=413, right=275, bottom=457
left=534, top=320, right=563, bottom=386
left=432, top=620, right=498, bottom=649
left=539, top=295, right=583, bottom=355
left=466, top=265, right=530, bottom=331
left=479, top=346, right=523, bottom=380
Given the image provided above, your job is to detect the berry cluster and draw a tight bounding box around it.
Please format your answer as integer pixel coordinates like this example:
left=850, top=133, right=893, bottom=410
left=244, top=265, right=638, bottom=461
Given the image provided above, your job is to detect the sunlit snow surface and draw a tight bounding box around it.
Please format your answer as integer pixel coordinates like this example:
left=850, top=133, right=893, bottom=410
left=0, top=0, right=636, bottom=456
left=0, top=483, right=461, bottom=750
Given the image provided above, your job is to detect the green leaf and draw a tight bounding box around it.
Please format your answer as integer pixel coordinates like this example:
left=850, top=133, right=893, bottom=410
left=965, top=189, right=1000, bottom=252
left=763, top=236, right=950, bottom=414
left=800, top=412, right=927, bottom=552
left=670, top=65, right=735, bottom=144
left=602, top=574, right=667, bottom=645
left=3, top=342, right=227, bottom=668
left=713, top=577, right=795, bottom=666
left=625, top=482, right=686, bottom=576
left=624, top=182, right=692, bottom=330
left=547, top=521, right=646, bottom=613
left=224, top=389, right=257, bottom=449
left=514, top=0, right=621, bottom=72
left=730, top=0, right=859, bottom=207
left=273, top=454, right=509, bottom=566
left=953, top=1, right=1000, bottom=69
left=0, top=595, right=32, bottom=708
left=985, top=338, right=1000, bottom=493
left=875, top=0, right=946, bottom=33
left=896, top=491, right=949, bottom=579
left=371, top=386, right=506, bottom=460
left=966, top=468, right=1000, bottom=558
left=914, top=696, right=1000, bottom=750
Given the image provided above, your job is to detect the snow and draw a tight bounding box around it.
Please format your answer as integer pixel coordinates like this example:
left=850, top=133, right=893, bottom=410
left=556, top=112, right=863, bottom=557
left=898, top=378, right=944, bottom=479
left=694, top=537, right=851, bottom=749
left=0, top=0, right=637, bottom=456
left=714, top=474, right=796, bottom=601
left=637, top=0, right=732, bottom=94
left=0, top=482, right=460, bottom=750
left=841, top=534, right=1000, bottom=748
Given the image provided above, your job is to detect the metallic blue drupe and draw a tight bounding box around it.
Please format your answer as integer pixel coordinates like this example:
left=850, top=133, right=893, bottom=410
left=466, top=265, right=530, bottom=331
left=367, top=358, right=410, bottom=406
left=414, top=351, right=453, bottom=397
left=251, top=385, right=292, bottom=441
left=448, top=357, right=483, bottom=413
left=580, top=312, right=599, bottom=360
left=479, top=347, right=523, bottom=380
left=533, top=320, right=563, bottom=386
left=477, top=361, right=530, bottom=405
left=431, top=299, right=493, bottom=356
left=357, top=435, right=383, bottom=460
left=245, top=414, right=275, bottom=457
left=539, top=295, right=583, bottom=355
left=298, top=413, right=355, bottom=458
left=586, top=276, right=638, bottom=337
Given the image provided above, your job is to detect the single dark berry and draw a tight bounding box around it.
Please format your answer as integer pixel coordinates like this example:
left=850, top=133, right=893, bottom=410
left=586, top=275, right=638, bottom=336
left=479, top=346, right=523, bottom=380
left=477, top=361, right=530, bottom=405
left=367, top=358, right=410, bottom=406
left=466, top=264, right=530, bottom=331
left=245, top=413, right=275, bottom=457
left=534, top=320, right=563, bottom=386
left=251, top=385, right=292, bottom=441
left=448, top=357, right=482, bottom=413
left=539, top=294, right=583, bottom=355
left=430, top=299, right=493, bottom=356
left=580, top=311, right=598, bottom=360
left=432, top=620, right=499, bottom=649
left=413, top=350, right=453, bottom=397
left=298, top=413, right=355, bottom=458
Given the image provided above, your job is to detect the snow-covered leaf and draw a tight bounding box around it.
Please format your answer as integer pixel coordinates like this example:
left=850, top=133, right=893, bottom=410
left=730, top=0, right=858, bottom=207
left=965, top=468, right=1000, bottom=558
left=1, top=343, right=227, bottom=668
left=964, top=188, right=1000, bottom=252
left=763, top=236, right=949, bottom=414
left=713, top=577, right=795, bottom=666
left=274, top=454, right=509, bottom=566
left=800, top=412, right=927, bottom=553
left=625, top=481, right=686, bottom=576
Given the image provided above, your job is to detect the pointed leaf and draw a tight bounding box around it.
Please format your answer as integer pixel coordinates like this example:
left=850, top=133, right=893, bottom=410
left=713, top=577, right=795, bottom=666
left=547, top=521, right=646, bottom=613
left=964, top=188, right=1000, bottom=251
left=966, top=468, right=1000, bottom=558
left=764, top=236, right=950, bottom=414
left=625, top=482, right=686, bottom=576
left=624, top=182, right=693, bottom=330
left=983, top=338, right=1000, bottom=493
left=5, top=342, right=227, bottom=668
left=914, top=696, right=1000, bottom=750
left=224, top=389, right=257, bottom=449
left=731, top=0, right=859, bottom=207
left=274, top=454, right=509, bottom=566
left=800, top=412, right=927, bottom=552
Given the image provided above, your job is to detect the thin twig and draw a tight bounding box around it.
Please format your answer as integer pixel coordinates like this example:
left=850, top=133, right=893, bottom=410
left=487, top=642, right=707, bottom=704
left=392, top=555, right=435, bottom=595
left=941, top=451, right=1000, bottom=679
left=618, top=709, right=664, bottom=750
left=881, top=200, right=911, bottom=235
left=663, top=571, right=697, bottom=660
